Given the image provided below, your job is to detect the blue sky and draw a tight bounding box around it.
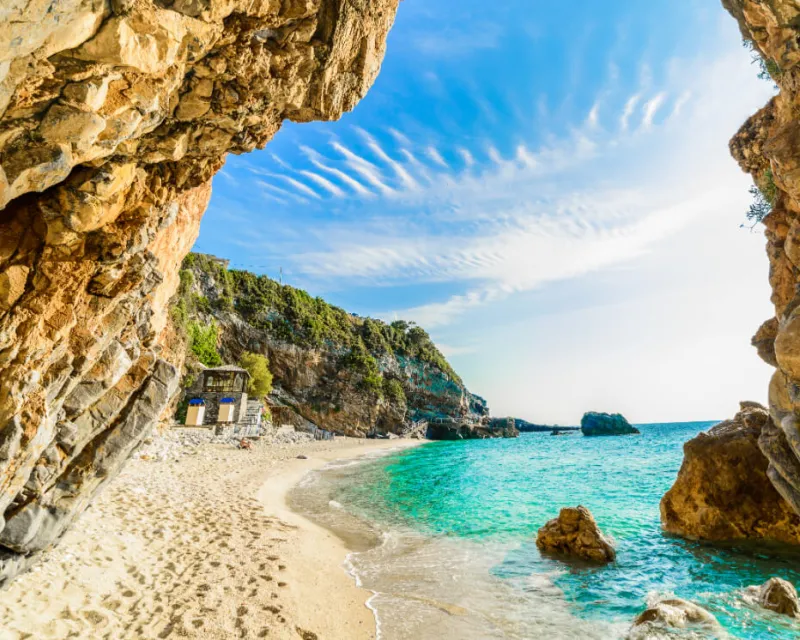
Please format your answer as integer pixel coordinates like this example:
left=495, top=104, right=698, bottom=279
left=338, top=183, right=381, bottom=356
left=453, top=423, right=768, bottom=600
left=196, top=0, right=776, bottom=423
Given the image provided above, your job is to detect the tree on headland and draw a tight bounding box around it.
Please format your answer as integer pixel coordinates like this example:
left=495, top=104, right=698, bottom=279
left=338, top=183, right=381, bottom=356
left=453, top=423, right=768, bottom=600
left=239, top=351, right=273, bottom=399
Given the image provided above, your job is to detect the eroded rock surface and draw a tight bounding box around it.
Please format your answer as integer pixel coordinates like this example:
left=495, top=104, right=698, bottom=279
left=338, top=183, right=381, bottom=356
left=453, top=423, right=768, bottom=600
left=665, top=0, right=800, bottom=541
left=661, top=402, right=800, bottom=543
left=747, top=577, right=800, bottom=617
left=0, top=0, right=399, bottom=584
left=535, top=505, right=616, bottom=563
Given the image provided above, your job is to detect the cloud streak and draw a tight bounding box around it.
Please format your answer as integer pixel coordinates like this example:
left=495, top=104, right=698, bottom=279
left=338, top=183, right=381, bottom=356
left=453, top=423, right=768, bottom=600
left=240, top=44, right=770, bottom=330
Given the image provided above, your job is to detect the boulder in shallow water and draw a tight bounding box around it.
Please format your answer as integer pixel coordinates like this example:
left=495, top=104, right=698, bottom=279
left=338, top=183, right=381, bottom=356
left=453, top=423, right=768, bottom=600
left=749, top=577, right=800, bottom=617
left=660, top=402, right=800, bottom=544
left=628, top=597, right=720, bottom=638
left=581, top=412, right=640, bottom=436
left=536, top=506, right=616, bottom=562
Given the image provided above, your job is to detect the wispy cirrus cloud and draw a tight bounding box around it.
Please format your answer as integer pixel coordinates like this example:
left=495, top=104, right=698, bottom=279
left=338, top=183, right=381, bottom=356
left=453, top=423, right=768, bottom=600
left=231, top=42, right=768, bottom=330
left=409, top=24, right=504, bottom=58
left=200, top=1, right=777, bottom=423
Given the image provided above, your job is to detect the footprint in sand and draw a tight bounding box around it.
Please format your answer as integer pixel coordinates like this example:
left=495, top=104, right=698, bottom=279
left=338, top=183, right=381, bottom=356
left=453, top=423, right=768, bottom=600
left=82, top=608, right=109, bottom=627
left=102, top=599, right=123, bottom=612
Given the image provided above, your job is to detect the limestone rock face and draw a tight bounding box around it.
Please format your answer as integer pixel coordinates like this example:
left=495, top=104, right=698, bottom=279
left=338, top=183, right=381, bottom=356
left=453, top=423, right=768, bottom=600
left=663, top=1, right=800, bottom=538
left=535, top=505, right=616, bottom=563
left=661, top=403, right=800, bottom=543
left=581, top=411, right=640, bottom=437
left=0, top=0, right=399, bottom=584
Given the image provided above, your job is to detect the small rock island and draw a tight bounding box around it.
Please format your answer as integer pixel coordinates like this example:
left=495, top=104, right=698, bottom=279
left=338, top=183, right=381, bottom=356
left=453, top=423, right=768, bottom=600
left=536, top=506, right=616, bottom=563
left=581, top=411, right=640, bottom=437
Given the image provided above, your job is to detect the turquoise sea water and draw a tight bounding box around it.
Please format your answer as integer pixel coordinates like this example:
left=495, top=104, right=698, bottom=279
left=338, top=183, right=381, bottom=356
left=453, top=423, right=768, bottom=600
left=290, top=423, right=800, bottom=639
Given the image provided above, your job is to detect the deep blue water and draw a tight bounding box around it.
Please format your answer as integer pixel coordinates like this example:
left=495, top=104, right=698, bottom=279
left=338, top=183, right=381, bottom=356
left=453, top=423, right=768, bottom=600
left=293, top=423, right=800, bottom=639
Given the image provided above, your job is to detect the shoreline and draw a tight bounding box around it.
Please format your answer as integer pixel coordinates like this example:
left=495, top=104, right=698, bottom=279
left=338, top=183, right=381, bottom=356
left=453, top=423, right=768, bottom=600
left=255, top=438, right=425, bottom=640
left=0, top=433, right=424, bottom=639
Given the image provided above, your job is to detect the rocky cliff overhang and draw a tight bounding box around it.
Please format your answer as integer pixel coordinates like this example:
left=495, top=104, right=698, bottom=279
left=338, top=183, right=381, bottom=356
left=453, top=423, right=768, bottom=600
left=720, top=0, right=800, bottom=520
left=662, top=1, right=800, bottom=542
left=0, top=0, right=398, bottom=585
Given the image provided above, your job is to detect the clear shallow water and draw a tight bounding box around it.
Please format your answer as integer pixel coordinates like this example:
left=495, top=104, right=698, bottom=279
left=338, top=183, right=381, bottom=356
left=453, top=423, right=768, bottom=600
left=289, top=424, right=800, bottom=639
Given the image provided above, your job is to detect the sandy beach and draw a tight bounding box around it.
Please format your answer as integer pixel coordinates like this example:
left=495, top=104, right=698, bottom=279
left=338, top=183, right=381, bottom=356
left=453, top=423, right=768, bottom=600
left=0, top=434, right=423, bottom=640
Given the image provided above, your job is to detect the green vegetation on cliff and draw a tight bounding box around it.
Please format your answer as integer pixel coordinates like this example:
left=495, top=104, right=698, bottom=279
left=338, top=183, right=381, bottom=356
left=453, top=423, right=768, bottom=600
left=187, top=322, right=222, bottom=367
left=239, top=352, right=273, bottom=399
left=747, top=168, right=777, bottom=225
left=745, top=39, right=782, bottom=87
left=178, top=253, right=461, bottom=384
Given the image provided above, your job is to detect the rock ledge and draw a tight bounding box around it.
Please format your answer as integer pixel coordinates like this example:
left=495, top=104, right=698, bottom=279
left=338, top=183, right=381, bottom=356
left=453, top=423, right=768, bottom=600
left=661, top=402, right=800, bottom=544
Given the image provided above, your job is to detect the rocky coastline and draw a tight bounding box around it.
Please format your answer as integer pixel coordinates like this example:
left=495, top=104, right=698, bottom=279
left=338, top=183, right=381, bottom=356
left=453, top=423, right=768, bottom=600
left=661, top=403, right=800, bottom=544
left=175, top=253, right=510, bottom=440
left=511, top=418, right=580, bottom=433
left=661, top=0, right=800, bottom=548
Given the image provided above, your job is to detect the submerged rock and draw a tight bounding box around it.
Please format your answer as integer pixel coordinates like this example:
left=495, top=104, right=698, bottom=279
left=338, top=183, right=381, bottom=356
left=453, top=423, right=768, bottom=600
left=628, top=597, right=720, bottom=638
left=535, top=506, right=616, bottom=563
left=581, top=412, right=640, bottom=437
left=747, top=577, right=800, bottom=617
left=661, top=403, right=800, bottom=544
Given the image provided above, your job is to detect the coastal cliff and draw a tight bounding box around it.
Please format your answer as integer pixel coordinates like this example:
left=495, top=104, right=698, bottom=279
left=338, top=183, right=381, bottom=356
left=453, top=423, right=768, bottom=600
left=0, top=0, right=399, bottom=584
left=664, top=1, right=800, bottom=542
left=662, top=403, right=800, bottom=543
left=175, top=253, right=495, bottom=438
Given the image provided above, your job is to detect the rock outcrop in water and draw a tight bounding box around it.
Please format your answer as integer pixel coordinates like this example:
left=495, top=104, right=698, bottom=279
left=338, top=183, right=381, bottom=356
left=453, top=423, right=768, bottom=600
left=175, top=254, right=496, bottom=438
left=661, top=403, right=800, bottom=543
left=425, top=417, right=519, bottom=440
left=0, top=0, right=399, bottom=585
left=535, top=505, right=616, bottom=563
left=747, top=577, right=800, bottom=618
left=581, top=412, right=640, bottom=437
